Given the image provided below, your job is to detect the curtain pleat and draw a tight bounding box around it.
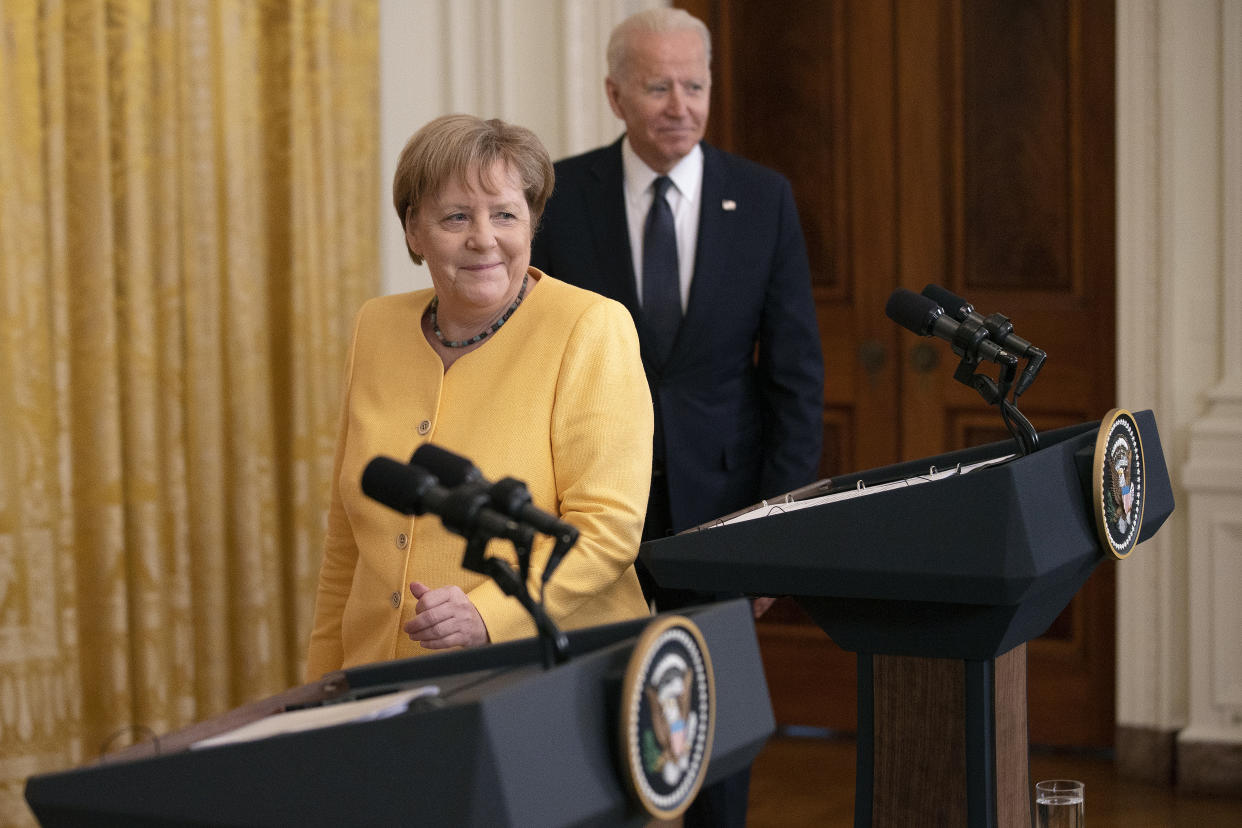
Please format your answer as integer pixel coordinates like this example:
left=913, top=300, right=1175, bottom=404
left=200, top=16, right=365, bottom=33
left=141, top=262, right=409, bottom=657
left=0, top=2, right=379, bottom=824
left=0, top=1, right=86, bottom=817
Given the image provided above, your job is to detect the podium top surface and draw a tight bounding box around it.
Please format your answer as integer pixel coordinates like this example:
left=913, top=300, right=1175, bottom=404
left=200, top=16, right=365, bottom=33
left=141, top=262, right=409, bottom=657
left=25, top=601, right=775, bottom=828
left=640, top=410, right=1174, bottom=609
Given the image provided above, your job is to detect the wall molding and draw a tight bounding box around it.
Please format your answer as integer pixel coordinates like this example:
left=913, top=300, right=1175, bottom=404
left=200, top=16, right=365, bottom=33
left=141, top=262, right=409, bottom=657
left=1118, top=0, right=1242, bottom=789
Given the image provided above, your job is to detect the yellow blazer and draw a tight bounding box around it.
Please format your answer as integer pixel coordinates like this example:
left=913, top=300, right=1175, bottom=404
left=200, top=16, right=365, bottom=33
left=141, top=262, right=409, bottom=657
left=306, top=270, right=653, bottom=679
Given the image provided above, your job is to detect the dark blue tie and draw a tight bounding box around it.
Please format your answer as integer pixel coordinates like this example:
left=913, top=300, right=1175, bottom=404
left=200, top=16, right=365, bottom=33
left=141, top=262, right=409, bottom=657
left=642, top=176, right=681, bottom=365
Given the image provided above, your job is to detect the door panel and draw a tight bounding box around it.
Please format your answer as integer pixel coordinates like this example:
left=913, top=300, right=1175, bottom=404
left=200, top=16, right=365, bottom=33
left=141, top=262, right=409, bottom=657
left=680, top=0, right=1116, bottom=747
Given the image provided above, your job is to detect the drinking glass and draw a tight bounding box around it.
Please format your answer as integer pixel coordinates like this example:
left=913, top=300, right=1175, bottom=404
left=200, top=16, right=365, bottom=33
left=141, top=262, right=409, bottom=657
left=1035, top=779, right=1084, bottom=828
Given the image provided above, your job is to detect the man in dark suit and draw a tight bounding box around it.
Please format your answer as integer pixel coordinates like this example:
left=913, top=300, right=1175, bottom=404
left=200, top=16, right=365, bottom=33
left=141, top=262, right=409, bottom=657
left=531, top=6, right=823, bottom=585
left=531, top=12, right=823, bottom=822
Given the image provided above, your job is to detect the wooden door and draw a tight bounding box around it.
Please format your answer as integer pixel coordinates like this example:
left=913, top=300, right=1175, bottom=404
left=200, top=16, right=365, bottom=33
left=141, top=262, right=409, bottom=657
left=680, top=0, right=1117, bottom=747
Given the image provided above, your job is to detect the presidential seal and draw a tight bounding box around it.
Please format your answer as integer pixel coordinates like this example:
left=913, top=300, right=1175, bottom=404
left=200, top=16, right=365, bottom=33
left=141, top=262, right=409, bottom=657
left=618, top=615, right=715, bottom=820
left=1092, top=408, right=1146, bottom=559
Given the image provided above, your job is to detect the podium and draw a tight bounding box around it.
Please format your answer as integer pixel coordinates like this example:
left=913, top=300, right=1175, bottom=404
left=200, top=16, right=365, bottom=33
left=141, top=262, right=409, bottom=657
left=24, top=600, right=774, bottom=827
left=639, top=410, right=1175, bottom=827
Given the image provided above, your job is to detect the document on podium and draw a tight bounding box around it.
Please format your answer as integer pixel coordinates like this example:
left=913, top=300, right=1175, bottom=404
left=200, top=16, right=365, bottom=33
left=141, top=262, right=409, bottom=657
left=190, top=685, right=440, bottom=750
left=707, top=454, right=1016, bottom=528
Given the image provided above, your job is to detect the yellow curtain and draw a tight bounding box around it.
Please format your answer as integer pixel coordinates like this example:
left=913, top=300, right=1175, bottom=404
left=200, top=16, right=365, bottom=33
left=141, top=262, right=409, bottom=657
left=0, top=1, right=379, bottom=823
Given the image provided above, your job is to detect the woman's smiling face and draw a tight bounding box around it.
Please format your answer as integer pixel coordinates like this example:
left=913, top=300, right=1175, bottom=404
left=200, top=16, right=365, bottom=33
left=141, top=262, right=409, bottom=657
left=406, top=159, right=532, bottom=316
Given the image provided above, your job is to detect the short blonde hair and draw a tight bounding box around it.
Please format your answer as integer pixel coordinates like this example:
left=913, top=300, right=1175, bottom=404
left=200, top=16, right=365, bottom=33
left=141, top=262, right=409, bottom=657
left=392, top=114, right=555, bottom=265
left=606, top=7, right=712, bottom=82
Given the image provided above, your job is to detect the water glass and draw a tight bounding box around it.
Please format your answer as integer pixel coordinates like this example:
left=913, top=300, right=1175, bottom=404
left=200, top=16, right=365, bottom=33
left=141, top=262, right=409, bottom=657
left=1035, top=779, right=1084, bottom=828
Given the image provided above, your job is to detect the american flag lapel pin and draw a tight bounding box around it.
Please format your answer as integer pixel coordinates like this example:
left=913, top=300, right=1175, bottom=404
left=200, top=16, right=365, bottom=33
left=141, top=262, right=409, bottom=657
left=722, top=199, right=737, bottom=211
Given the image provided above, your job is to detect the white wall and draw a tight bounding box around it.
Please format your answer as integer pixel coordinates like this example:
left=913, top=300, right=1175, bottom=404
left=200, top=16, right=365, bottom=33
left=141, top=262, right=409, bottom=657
left=1116, top=0, right=1242, bottom=754
left=378, top=0, right=663, bottom=295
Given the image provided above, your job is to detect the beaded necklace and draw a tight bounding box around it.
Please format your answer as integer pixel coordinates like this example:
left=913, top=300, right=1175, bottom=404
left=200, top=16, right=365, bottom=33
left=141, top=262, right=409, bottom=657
left=429, top=273, right=529, bottom=348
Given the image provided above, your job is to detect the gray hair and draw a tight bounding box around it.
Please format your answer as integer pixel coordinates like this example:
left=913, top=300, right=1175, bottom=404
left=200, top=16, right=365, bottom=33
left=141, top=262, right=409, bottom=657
left=606, top=7, right=712, bottom=81
left=392, top=114, right=554, bottom=265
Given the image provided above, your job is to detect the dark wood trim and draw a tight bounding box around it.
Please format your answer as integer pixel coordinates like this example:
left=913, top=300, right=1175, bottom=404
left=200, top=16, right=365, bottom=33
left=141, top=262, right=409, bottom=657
left=676, top=0, right=734, bottom=151
left=994, top=646, right=1030, bottom=827
left=862, top=645, right=1030, bottom=826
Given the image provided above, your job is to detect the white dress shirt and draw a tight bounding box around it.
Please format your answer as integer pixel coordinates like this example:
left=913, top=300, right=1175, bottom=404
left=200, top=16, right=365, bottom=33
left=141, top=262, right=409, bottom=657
left=620, top=137, right=703, bottom=312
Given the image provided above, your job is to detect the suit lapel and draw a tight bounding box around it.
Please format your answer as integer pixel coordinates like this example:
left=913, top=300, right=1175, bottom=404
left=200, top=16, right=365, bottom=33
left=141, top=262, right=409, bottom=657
left=680, top=145, right=733, bottom=354
left=586, top=141, right=641, bottom=318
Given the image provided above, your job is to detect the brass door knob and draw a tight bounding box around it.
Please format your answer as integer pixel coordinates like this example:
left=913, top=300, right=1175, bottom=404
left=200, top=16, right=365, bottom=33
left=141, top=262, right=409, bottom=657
left=911, top=342, right=940, bottom=373
left=858, top=339, right=887, bottom=376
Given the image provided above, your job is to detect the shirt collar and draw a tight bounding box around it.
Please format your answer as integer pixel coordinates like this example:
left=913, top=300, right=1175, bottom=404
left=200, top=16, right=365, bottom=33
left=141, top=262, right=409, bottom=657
left=621, top=137, right=703, bottom=204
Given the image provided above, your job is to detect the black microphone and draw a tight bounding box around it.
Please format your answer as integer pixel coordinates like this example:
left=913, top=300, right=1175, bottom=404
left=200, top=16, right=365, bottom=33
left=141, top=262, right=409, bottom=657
left=361, top=456, right=525, bottom=545
left=365, top=451, right=570, bottom=665
left=489, top=477, right=580, bottom=583
left=410, top=443, right=483, bottom=487
left=410, top=444, right=578, bottom=581
left=885, top=288, right=1018, bottom=367
left=489, top=477, right=578, bottom=541
left=921, top=284, right=1039, bottom=356
left=412, top=445, right=574, bottom=540
left=920, top=283, right=976, bottom=326
left=362, top=455, right=444, bottom=515
left=921, top=284, right=1046, bottom=396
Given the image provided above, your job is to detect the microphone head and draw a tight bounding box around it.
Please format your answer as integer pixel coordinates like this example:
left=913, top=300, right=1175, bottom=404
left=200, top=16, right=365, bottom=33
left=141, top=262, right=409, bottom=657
left=489, top=476, right=532, bottom=514
left=885, top=288, right=942, bottom=336
left=410, top=443, right=483, bottom=487
left=921, top=284, right=973, bottom=321
left=362, top=456, right=437, bottom=515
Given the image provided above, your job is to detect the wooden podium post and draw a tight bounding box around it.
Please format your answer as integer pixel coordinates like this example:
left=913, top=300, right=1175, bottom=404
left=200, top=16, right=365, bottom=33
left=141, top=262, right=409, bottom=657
left=858, top=645, right=1029, bottom=826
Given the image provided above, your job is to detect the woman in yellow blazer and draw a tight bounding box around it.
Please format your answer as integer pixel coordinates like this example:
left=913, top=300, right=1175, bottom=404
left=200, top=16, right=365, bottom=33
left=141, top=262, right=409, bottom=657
left=306, top=115, right=653, bottom=680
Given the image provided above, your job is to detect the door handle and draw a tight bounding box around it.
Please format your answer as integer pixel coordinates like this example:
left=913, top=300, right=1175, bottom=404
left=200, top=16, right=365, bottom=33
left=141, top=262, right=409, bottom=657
left=911, top=343, right=939, bottom=373
left=858, top=339, right=886, bottom=376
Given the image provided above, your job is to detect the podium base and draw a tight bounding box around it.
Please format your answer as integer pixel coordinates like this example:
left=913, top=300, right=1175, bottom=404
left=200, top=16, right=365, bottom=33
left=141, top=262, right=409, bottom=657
left=856, top=643, right=1030, bottom=827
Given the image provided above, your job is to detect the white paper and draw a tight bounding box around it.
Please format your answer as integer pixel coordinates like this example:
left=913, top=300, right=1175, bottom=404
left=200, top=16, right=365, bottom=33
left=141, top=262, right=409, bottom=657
left=190, top=685, right=440, bottom=750
left=706, top=454, right=1016, bottom=528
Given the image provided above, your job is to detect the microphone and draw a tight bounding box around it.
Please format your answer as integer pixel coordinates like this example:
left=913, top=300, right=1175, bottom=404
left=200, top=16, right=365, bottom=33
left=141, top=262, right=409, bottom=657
left=489, top=477, right=580, bottom=584
left=361, top=456, right=526, bottom=546
left=412, top=445, right=574, bottom=540
left=920, top=283, right=976, bottom=326
left=410, top=443, right=483, bottom=487
left=362, top=455, right=443, bottom=516
left=885, top=288, right=1018, bottom=368
left=489, top=477, right=579, bottom=543
left=366, top=450, right=574, bottom=667
left=410, top=444, right=579, bottom=582
left=921, top=284, right=1040, bottom=356
left=920, top=284, right=1046, bottom=396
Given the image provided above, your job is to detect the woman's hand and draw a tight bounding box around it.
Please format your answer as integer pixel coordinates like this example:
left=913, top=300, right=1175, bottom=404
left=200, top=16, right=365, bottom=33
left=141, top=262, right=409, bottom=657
left=403, top=581, right=490, bottom=649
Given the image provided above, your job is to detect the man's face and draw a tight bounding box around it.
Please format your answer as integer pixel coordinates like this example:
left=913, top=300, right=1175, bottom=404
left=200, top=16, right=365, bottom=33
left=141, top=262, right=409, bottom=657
left=606, top=28, right=710, bottom=174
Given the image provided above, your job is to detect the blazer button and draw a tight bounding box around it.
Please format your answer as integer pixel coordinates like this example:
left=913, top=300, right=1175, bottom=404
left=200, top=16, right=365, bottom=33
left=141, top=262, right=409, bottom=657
left=390, top=591, right=401, bottom=609
left=396, top=532, right=409, bottom=550
left=417, top=419, right=431, bottom=435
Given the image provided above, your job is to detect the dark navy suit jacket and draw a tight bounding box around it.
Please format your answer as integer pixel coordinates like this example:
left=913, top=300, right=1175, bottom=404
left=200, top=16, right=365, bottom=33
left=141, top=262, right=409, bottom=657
left=531, top=138, right=824, bottom=533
